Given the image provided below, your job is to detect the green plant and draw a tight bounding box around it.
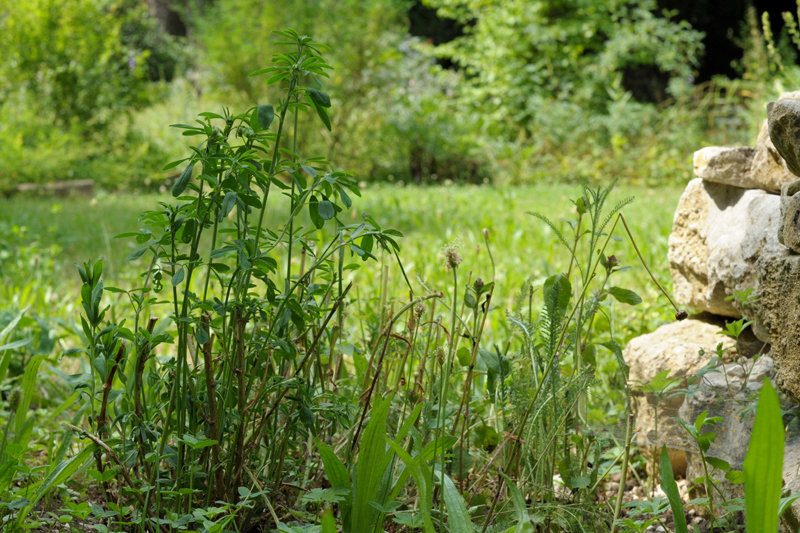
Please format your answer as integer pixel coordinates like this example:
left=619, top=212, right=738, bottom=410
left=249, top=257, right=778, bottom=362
left=54, top=28, right=430, bottom=532
left=744, top=379, right=785, bottom=533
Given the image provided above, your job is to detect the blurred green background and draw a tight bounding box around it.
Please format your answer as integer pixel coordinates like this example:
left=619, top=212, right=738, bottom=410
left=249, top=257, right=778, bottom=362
left=2, top=0, right=799, bottom=193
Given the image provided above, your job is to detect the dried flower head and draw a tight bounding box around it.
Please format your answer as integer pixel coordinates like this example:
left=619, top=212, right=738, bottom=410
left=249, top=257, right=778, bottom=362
left=441, top=239, right=463, bottom=272
left=413, top=302, right=426, bottom=319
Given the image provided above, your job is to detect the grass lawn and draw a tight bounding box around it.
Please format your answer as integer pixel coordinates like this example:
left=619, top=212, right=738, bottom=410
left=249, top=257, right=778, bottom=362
left=0, top=182, right=684, bottom=344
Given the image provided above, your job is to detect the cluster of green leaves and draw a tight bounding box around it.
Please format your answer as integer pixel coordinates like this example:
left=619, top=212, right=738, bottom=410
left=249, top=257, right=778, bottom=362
left=24, top=29, right=414, bottom=532
left=424, top=0, right=703, bottom=138
left=616, top=381, right=799, bottom=533
left=0, top=0, right=186, bottom=191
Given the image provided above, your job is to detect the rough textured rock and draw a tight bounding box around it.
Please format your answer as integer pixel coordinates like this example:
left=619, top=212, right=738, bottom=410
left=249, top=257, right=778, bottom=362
left=779, top=181, right=800, bottom=245
left=669, top=178, right=783, bottom=321
left=780, top=438, right=800, bottom=532
left=768, top=98, right=800, bottom=178
left=751, top=92, right=800, bottom=192
left=681, top=355, right=778, bottom=521
left=625, top=315, right=735, bottom=476
left=682, top=356, right=774, bottom=471
left=693, top=146, right=757, bottom=188
left=756, top=250, right=800, bottom=403
left=751, top=120, right=796, bottom=192
left=784, top=193, right=800, bottom=253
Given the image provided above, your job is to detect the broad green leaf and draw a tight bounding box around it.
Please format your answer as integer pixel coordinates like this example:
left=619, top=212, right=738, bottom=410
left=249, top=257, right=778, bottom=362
left=257, top=104, right=275, bottom=130
left=308, top=88, right=331, bottom=108
left=607, top=287, right=642, bottom=305
left=173, top=163, right=194, bottom=197
left=310, top=98, right=332, bottom=131
left=543, top=273, right=571, bottom=316
left=744, top=379, right=783, bottom=533
left=726, top=470, right=745, bottom=484
left=353, top=395, right=394, bottom=531
left=309, top=196, right=324, bottom=229
left=659, top=445, right=688, bottom=533
left=316, top=439, right=351, bottom=522
left=319, top=200, right=335, bottom=220
left=301, top=487, right=349, bottom=505
left=172, top=267, right=185, bottom=287
left=705, top=456, right=731, bottom=472
left=440, top=473, right=472, bottom=532
left=221, top=191, right=237, bottom=219
left=195, top=325, right=209, bottom=345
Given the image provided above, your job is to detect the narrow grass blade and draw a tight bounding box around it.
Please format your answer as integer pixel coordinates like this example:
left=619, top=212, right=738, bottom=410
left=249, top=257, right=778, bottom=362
left=16, top=355, right=44, bottom=434
left=744, top=379, right=784, bottom=533
left=15, top=443, right=96, bottom=524
left=659, top=445, right=687, bottom=533
left=500, top=471, right=530, bottom=527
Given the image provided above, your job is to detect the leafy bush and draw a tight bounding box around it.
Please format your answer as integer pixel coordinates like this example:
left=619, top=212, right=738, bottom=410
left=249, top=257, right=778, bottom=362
left=0, top=0, right=185, bottom=191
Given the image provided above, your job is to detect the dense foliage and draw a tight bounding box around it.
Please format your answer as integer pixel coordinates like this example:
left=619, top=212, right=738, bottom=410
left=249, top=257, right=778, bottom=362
left=0, top=26, right=797, bottom=531
left=425, top=0, right=704, bottom=134
left=5, top=0, right=800, bottom=190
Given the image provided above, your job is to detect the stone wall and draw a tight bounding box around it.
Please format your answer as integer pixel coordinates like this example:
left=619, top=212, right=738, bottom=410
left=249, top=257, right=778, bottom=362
left=624, top=91, right=800, bottom=529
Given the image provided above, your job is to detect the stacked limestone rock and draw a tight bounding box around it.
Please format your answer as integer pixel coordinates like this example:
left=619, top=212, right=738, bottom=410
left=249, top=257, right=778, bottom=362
left=624, top=92, right=800, bottom=529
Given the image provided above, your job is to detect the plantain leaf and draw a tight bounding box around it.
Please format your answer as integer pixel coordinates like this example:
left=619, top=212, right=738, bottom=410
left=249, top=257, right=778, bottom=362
left=16, top=355, right=44, bottom=434
left=744, top=379, right=784, bottom=533
left=499, top=471, right=530, bottom=528
left=660, top=445, right=688, bottom=533
left=440, top=472, right=472, bottom=532
left=385, top=438, right=436, bottom=533
left=353, top=395, right=394, bottom=531
left=316, top=438, right=351, bottom=528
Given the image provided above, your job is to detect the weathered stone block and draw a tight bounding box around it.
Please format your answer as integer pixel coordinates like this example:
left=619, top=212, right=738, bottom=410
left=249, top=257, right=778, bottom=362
left=625, top=315, right=734, bottom=476
left=751, top=91, right=800, bottom=192
left=783, top=193, right=800, bottom=253
left=768, top=98, right=800, bottom=178
left=693, top=146, right=756, bottom=188
left=669, top=178, right=783, bottom=321
left=756, top=250, right=800, bottom=403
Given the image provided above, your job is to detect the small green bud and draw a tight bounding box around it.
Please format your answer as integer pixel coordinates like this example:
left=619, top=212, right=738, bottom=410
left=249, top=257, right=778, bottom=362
left=8, top=389, right=21, bottom=411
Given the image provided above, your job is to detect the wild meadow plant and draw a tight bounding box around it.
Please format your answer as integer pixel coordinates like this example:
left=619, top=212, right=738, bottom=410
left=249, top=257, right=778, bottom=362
left=0, top=26, right=797, bottom=533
